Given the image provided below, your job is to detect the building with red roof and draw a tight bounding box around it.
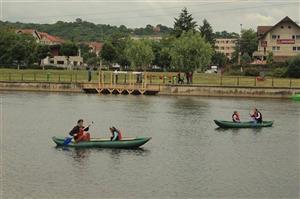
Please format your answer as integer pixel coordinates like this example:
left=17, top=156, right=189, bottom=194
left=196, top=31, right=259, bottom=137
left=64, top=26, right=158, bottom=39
left=253, top=16, right=300, bottom=62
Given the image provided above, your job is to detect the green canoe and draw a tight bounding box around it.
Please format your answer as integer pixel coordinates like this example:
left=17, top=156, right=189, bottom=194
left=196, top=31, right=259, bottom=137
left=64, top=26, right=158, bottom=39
left=214, top=120, right=273, bottom=128
left=291, top=94, right=300, bottom=101
left=52, top=136, right=151, bottom=149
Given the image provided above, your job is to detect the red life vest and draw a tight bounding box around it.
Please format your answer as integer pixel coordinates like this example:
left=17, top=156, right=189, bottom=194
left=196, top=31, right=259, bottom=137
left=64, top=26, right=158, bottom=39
left=232, top=113, right=240, bottom=122
left=118, top=130, right=122, bottom=140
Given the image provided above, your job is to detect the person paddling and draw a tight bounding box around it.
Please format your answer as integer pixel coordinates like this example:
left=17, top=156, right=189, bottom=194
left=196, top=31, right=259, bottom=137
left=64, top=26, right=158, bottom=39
left=69, top=119, right=91, bottom=142
left=232, top=111, right=241, bottom=123
left=250, top=108, right=262, bottom=124
left=109, top=126, right=122, bottom=141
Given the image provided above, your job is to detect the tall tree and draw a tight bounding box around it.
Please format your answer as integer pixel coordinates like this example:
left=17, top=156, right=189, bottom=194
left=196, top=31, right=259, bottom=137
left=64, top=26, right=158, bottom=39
left=211, top=52, right=227, bottom=67
left=239, top=29, right=258, bottom=57
left=125, top=39, right=154, bottom=71
left=100, top=42, right=118, bottom=64
left=35, top=44, right=50, bottom=69
left=199, top=19, right=215, bottom=46
left=60, top=42, right=78, bottom=67
left=173, top=8, right=197, bottom=37
left=169, top=31, right=213, bottom=72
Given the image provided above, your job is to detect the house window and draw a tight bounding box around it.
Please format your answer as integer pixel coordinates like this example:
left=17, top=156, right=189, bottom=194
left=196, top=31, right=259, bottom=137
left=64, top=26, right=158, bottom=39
left=272, top=46, right=280, bottom=51
left=293, top=47, right=296, bottom=51
left=277, top=35, right=280, bottom=39
left=272, top=35, right=277, bottom=39
left=288, top=26, right=291, bottom=29
left=298, top=47, right=300, bottom=51
left=57, top=61, right=64, bottom=65
left=277, top=46, right=280, bottom=51
left=296, top=35, right=300, bottom=39
left=281, top=26, right=284, bottom=29
left=292, top=35, right=295, bottom=39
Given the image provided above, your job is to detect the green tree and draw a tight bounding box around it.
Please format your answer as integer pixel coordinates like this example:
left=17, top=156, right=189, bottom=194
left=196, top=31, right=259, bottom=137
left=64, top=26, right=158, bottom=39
left=35, top=44, right=50, bottom=69
left=86, top=56, right=100, bottom=68
left=125, top=39, right=154, bottom=71
left=240, top=52, right=251, bottom=66
left=60, top=42, right=78, bottom=67
left=60, top=42, right=78, bottom=57
left=286, top=54, right=300, bottom=78
left=266, top=51, right=274, bottom=66
left=169, top=31, right=213, bottom=72
left=239, top=29, right=258, bottom=57
left=211, top=52, right=227, bottom=67
left=173, top=8, right=197, bottom=37
left=199, top=19, right=215, bottom=46
left=215, top=31, right=239, bottom=39
left=100, top=42, right=118, bottom=64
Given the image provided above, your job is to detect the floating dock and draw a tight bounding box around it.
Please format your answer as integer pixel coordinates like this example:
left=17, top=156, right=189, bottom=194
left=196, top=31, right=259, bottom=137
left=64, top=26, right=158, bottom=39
left=82, top=71, right=160, bottom=95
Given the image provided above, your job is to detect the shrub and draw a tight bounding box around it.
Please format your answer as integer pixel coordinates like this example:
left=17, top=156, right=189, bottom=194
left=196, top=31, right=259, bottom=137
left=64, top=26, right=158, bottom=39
left=286, top=55, right=300, bottom=78
left=272, top=68, right=287, bottom=77
left=244, top=68, right=260, bottom=76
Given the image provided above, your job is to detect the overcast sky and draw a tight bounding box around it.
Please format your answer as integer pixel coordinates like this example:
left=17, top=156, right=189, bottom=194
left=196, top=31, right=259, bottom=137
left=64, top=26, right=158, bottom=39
left=1, top=0, right=299, bottom=32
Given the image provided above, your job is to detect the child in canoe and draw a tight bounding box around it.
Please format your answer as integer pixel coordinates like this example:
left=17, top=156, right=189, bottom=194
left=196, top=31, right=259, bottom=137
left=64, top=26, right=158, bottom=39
left=232, top=111, right=241, bottom=123
left=109, top=127, right=122, bottom=141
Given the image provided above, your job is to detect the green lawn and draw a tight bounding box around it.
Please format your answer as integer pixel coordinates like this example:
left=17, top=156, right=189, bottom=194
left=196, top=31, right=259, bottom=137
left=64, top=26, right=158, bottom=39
left=0, top=69, right=299, bottom=88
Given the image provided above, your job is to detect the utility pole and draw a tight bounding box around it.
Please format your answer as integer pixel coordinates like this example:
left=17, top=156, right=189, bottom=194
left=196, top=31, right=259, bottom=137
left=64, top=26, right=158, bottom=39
left=238, top=23, right=243, bottom=66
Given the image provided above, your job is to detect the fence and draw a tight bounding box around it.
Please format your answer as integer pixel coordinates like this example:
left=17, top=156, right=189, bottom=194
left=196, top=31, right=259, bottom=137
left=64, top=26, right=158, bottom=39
left=0, top=71, right=299, bottom=88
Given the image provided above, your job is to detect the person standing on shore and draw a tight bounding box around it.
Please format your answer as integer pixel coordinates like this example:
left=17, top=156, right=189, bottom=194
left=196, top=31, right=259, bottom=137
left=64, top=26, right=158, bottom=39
left=88, top=67, right=92, bottom=82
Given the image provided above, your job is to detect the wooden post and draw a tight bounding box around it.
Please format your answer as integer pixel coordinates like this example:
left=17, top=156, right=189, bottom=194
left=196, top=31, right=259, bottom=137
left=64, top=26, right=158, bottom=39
left=220, top=75, right=223, bottom=86
left=103, top=72, right=105, bottom=86
left=124, top=74, right=127, bottom=84
left=110, top=71, right=113, bottom=87
left=144, top=72, right=147, bottom=88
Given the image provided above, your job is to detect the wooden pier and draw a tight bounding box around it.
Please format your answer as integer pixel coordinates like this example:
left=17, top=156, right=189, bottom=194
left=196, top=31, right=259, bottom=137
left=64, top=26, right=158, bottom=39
left=82, top=71, right=160, bottom=95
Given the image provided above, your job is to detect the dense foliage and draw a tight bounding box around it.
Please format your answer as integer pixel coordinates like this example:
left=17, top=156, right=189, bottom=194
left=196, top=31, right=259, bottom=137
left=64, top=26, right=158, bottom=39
left=0, top=19, right=172, bottom=42
left=169, top=31, right=213, bottom=72
left=286, top=54, right=300, bottom=78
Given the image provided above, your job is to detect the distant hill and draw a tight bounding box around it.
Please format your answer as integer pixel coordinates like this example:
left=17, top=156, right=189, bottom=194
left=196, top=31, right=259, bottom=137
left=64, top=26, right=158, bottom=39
left=0, top=18, right=173, bottom=42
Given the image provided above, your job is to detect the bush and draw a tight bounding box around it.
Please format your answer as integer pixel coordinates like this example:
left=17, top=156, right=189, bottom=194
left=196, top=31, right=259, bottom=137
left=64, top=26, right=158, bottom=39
left=272, top=68, right=287, bottom=77
left=286, top=55, right=300, bottom=78
left=244, top=68, right=260, bottom=76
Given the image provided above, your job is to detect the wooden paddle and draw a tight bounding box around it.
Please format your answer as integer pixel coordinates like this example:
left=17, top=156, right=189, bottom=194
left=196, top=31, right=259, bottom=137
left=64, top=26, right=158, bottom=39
left=63, top=122, right=93, bottom=146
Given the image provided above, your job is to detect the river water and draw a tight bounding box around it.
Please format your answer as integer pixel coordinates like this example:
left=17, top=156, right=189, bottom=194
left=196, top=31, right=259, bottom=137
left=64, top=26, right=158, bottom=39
left=0, top=92, right=299, bottom=199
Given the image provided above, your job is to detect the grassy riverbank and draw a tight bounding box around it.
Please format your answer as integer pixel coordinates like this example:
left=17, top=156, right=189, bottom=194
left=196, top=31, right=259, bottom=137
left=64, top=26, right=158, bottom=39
left=0, top=69, right=300, bottom=88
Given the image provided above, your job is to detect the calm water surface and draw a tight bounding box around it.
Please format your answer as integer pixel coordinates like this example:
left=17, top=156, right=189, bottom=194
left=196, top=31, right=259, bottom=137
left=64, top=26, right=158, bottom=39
left=0, top=92, right=299, bottom=199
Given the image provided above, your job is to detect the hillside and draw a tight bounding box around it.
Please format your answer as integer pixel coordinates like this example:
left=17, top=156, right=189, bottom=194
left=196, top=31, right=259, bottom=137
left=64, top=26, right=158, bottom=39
left=0, top=18, right=173, bottom=42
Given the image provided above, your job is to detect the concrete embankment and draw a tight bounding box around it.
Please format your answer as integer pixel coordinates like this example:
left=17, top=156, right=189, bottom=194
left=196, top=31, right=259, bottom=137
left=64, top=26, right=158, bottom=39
left=0, top=81, right=299, bottom=98
left=0, top=81, right=82, bottom=92
left=159, top=84, right=300, bottom=98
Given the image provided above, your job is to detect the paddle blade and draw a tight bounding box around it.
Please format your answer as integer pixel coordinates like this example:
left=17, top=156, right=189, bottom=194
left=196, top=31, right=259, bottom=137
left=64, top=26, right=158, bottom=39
left=63, top=137, right=73, bottom=146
